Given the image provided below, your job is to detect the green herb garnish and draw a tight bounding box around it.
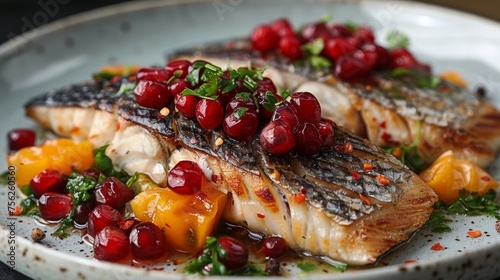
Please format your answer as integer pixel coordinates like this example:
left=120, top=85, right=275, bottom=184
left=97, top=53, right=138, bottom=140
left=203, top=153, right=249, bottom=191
left=186, top=237, right=267, bottom=276
left=115, top=81, right=135, bottom=96
left=54, top=216, right=74, bottom=238
left=261, top=91, right=280, bottom=112
left=20, top=184, right=32, bottom=196
left=344, top=21, right=359, bottom=32
left=233, top=107, right=249, bottom=119
left=20, top=194, right=39, bottom=216
left=383, top=121, right=428, bottom=173
left=330, top=263, right=348, bottom=272
left=424, top=209, right=453, bottom=233
left=389, top=67, right=441, bottom=89
left=386, top=30, right=410, bottom=49
left=303, top=38, right=332, bottom=70
left=281, top=89, right=291, bottom=100
left=297, top=262, right=317, bottom=272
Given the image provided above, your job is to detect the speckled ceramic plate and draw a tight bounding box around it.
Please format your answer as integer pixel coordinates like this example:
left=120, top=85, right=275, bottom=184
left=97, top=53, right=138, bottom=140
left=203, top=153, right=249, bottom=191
left=1, top=0, right=500, bottom=279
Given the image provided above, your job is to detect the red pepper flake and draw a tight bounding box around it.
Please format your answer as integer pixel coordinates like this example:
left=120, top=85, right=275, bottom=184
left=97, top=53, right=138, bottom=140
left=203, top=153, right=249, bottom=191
left=404, top=260, right=417, bottom=265
left=11, top=205, right=22, bottom=216
left=363, top=163, right=373, bottom=171
left=300, top=187, right=307, bottom=194
left=352, top=171, right=360, bottom=180
left=115, top=122, right=121, bottom=131
left=364, top=85, right=372, bottom=91
left=430, top=242, right=444, bottom=251
left=110, top=75, right=122, bottom=84
left=119, top=219, right=136, bottom=231
left=295, top=193, right=306, bottom=204
left=344, top=142, right=353, bottom=153
left=335, top=144, right=345, bottom=152
left=467, top=230, right=482, bottom=238
left=359, top=193, right=371, bottom=205
left=380, top=120, right=387, bottom=129
left=381, top=132, right=400, bottom=146
left=174, top=259, right=184, bottom=265
left=392, top=147, right=402, bottom=159
left=377, top=174, right=390, bottom=185
left=257, top=212, right=265, bottom=218
left=481, top=176, right=491, bottom=182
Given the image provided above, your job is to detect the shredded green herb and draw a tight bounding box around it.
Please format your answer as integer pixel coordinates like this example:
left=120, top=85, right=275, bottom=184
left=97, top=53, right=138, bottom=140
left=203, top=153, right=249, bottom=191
left=390, top=67, right=441, bottom=89
left=115, top=82, right=135, bottom=96
left=382, top=121, right=428, bottom=173
left=302, top=38, right=332, bottom=70
left=186, top=237, right=267, bottom=276
left=330, top=263, right=348, bottom=272
left=92, top=71, right=114, bottom=80
left=20, top=194, right=39, bottom=216
left=261, top=91, right=281, bottom=112
left=297, top=262, right=317, bottom=272
left=386, top=30, right=410, bottom=49
left=344, top=21, right=359, bottom=32
left=233, top=107, right=249, bottom=119
left=20, top=184, right=32, bottom=196
left=425, top=190, right=500, bottom=233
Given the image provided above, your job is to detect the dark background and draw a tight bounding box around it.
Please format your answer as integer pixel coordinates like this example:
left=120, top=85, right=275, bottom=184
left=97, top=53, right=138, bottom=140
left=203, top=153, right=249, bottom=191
left=0, top=0, right=499, bottom=279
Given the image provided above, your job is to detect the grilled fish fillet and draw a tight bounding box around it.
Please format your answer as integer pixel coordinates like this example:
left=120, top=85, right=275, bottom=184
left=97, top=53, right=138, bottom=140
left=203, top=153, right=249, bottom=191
left=25, top=78, right=437, bottom=265
left=170, top=40, right=500, bottom=168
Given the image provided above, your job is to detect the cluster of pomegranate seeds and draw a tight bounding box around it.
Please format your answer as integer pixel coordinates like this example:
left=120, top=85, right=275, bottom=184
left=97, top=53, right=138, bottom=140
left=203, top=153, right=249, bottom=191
left=260, top=92, right=335, bottom=155
left=249, top=18, right=431, bottom=81
left=7, top=128, right=35, bottom=151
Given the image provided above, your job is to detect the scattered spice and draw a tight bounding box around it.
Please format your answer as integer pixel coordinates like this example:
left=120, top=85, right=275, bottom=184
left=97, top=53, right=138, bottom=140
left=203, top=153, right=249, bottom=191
left=467, top=230, right=482, bottom=238
left=351, top=171, right=360, bottom=180
left=270, top=169, right=281, bottom=180
left=295, top=193, right=306, bottom=204
left=363, top=163, right=373, bottom=171
left=359, top=193, right=371, bottom=206
left=377, top=174, right=390, bottom=185
left=257, top=212, right=265, bottom=218
left=430, top=242, right=444, bottom=251
left=404, top=260, right=417, bottom=265
left=215, top=137, right=224, bottom=146
left=344, top=142, right=353, bottom=153
left=160, top=107, right=170, bottom=116
left=391, top=147, right=402, bottom=158
left=31, top=228, right=46, bottom=242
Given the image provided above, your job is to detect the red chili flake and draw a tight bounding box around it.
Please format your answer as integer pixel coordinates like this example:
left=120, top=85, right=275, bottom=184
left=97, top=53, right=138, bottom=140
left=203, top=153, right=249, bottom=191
left=467, top=230, right=482, bottom=238
left=257, top=212, right=265, bottom=218
left=110, top=75, right=122, bottom=84
left=115, top=122, right=121, bottom=131
left=300, top=187, right=307, bottom=194
left=363, top=163, right=373, bottom=171
left=157, top=115, right=165, bottom=122
left=352, top=171, right=360, bottom=180
left=377, top=174, right=390, bottom=185
left=359, top=193, right=371, bottom=205
left=392, top=147, right=402, bottom=159
left=481, top=176, right=491, bottom=182
left=295, top=193, right=306, bottom=204
left=430, top=242, right=444, bottom=251
left=381, top=132, right=400, bottom=146
left=11, top=205, right=22, bottom=216
left=174, top=259, right=184, bottom=265
left=344, top=142, right=353, bottom=153
left=364, top=85, right=372, bottom=91
left=380, top=120, right=387, bottom=129
left=404, top=260, right=417, bottom=265
left=118, top=219, right=135, bottom=231
left=335, top=144, right=345, bottom=152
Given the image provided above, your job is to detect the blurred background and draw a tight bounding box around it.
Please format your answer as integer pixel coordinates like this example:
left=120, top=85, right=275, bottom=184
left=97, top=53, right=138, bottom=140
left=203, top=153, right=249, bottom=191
left=0, top=0, right=499, bottom=45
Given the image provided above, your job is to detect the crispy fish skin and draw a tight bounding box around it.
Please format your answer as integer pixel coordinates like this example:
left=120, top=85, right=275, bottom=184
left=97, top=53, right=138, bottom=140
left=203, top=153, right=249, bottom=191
left=25, top=79, right=437, bottom=265
left=169, top=40, right=500, bottom=168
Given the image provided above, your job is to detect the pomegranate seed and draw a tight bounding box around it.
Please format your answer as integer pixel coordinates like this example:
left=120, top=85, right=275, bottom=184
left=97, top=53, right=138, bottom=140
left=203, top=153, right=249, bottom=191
left=175, top=94, right=199, bottom=119
left=254, top=89, right=282, bottom=123
left=7, top=129, right=35, bottom=151
left=223, top=108, right=259, bottom=142
left=167, top=79, right=189, bottom=97
left=270, top=18, right=295, bottom=38
left=250, top=24, right=280, bottom=52
left=329, top=24, right=353, bottom=38
left=374, top=44, right=391, bottom=69
left=272, top=102, right=299, bottom=129
left=87, top=204, right=122, bottom=237
left=81, top=168, right=101, bottom=180
left=93, top=226, right=130, bottom=262
left=30, top=169, right=67, bottom=198
left=354, top=26, right=375, bottom=44
left=255, top=77, right=278, bottom=95
left=260, top=121, right=295, bottom=155
left=278, top=36, right=303, bottom=60
left=95, top=177, right=135, bottom=210
left=218, top=236, right=249, bottom=270
left=134, top=80, right=169, bottom=109
left=261, top=236, right=287, bottom=258
left=390, top=47, right=417, bottom=69
left=195, top=99, right=224, bottom=130
left=38, top=192, right=72, bottom=221
left=293, top=122, right=322, bottom=156
left=335, top=54, right=366, bottom=80
left=324, top=38, right=356, bottom=61
left=136, top=68, right=171, bottom=83
left=129, top=222, right=168, bottom=261
left=290, top=92, right=321, bottom=123
left=317, top=120, right=335, bottom=146
left=167, top=161, right=203, bottom=195
left=355, top=43, right=378, bottom=73
left=300, top=22, right=329, bottom=42
left=225, top=96, right=258, bottom=115
left=217, top=79, right=245, bottom=106
left=165, top=60, right=191, bottom=79
left=74, top=200, right=95, bottom=226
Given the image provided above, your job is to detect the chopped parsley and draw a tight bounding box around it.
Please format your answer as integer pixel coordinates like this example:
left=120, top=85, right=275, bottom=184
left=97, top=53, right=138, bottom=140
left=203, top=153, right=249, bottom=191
left=302, top=38, right=332, bottom=70
left=297, top=262, right=317, bottom=272
left=390, top=67, right=441, bottom=89
left=115, top=81, right=135, bottom=96
left=386, top=30, right=410, bottom=49
left=425, top=190, right=500, bottom=233
left=20, top=194, right=39, bottom=216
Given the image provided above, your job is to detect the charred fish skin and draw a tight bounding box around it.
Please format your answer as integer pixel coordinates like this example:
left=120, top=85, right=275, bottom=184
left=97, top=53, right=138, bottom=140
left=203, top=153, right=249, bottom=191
left=169, top=39, right=500, bottom=168
left=24, top=77, right=437, bottom=265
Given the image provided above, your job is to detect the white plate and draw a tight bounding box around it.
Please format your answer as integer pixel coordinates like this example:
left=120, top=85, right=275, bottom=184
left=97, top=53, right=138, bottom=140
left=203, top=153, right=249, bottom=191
left=1, top=0, right=500, bottom=279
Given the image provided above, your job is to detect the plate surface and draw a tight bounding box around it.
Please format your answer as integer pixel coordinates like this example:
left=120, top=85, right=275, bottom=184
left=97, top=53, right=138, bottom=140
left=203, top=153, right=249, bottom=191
left=1, top=0, right=500, bottom=279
